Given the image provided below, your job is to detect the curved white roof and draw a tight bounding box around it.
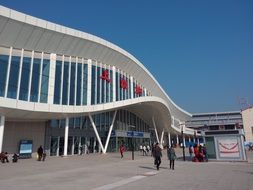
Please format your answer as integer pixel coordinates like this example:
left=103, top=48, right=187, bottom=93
left=0, top=6, right=192, bottom=134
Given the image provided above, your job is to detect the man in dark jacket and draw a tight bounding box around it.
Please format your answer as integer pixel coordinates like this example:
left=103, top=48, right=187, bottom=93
left=37, top=146, right=43, bottom=161
left=153, top=143, right=162, bottom=170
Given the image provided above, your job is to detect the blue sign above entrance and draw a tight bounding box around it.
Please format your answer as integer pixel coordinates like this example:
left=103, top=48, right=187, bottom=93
left=127, top=131, right=144, bottom=137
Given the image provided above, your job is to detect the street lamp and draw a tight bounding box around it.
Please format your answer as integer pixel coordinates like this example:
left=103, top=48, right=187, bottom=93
left=180, top=122, right=186, bottom=161
left=129, top=125, right=135, bottom=160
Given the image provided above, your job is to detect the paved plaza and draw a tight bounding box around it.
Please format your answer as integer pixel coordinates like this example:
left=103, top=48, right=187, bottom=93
left=0, top=149, right=253, bottom=190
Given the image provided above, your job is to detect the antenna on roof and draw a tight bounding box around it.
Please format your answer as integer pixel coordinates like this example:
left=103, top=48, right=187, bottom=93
left=237, top=96, right=250, bottom=110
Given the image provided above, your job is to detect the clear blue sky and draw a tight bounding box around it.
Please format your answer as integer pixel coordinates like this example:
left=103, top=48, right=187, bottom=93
left=1, top=0, right=252, bottom=113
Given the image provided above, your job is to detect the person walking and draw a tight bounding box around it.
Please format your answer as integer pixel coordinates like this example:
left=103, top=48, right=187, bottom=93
left=119, top=144, right=125, bottom=158
left=189, top=145, right=193, bottom=160
left=37, top=145, right=43, bottom=161
left=153, top=143, right=162, bottom=170
left=167, top=146, right=176, bottom=170
left=203, top=144, right=208, bottom=162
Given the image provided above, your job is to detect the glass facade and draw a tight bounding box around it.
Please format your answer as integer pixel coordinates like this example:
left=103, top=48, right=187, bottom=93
left=69, top=62, right=76, bottom=105
left=40, top=59, right=50, bottom=103
left=0, top=46, right=150, bottom=107
left=30, top=58, right=41, bottom=102
left=0, top=54, right=9, bottom=97
left=53, top=60, right=62, bottom=104
left=7, top=56, right=20, bottom=99
left=62, top=61, right=69, bottom=105
left=49, top=109, right=151, bottom=154
left=19, top=57, right=31, bottom=101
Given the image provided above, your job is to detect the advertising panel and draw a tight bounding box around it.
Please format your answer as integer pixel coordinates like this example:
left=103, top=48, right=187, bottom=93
left=218, top=138, right=240, bottom=158
left=19, top=140, right=33, bottom=158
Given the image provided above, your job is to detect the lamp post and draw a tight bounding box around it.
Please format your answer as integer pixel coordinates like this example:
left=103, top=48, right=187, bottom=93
left=180, top=122, right=186, bottom=161
left=129, top=125, right=135, bottom=160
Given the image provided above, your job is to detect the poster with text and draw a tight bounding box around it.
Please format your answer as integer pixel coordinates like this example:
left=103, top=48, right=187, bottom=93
left=218, top=138, right=239, bottom=158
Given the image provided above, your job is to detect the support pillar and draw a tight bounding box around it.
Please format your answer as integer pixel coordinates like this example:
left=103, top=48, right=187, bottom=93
left=168, top=132, right=171, bottom=147
left=176, top=135, right=179, bottom=146
left=160, top=129, right=164, bottom=148
left=89, top=113, right=105, bottom=153
left=64, top=117, right=69, bottom=156
left=152, top=116, right=160, bottom=143
left=0, top=116, right=5, bottom=153
left=104, top=111, right=117, bottom=153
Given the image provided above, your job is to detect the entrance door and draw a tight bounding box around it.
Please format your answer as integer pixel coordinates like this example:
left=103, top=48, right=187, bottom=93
left=74, top=137, right=80, bottom=155
left=50, top=136, right=58, bottom=156
left=205, top=137, right=216, bottom=159
left=59, top=137, right=64, bottom=156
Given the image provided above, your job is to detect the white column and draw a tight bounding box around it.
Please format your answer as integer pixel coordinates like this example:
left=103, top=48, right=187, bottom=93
left=176, top=135, right=179, bottom=145
left=104, top=110, right=117, bottom=153
left=144, top=88, right=147, bottom=96
left=16, top=48, right=24, bottom=100
left=194, top=137, right=196, bottom=143
left=88, top=113, right=105, bottom=153
left=4, top=47, right=12, bottom=98
left=189, top=137, right=191, bottom=142
left=130, top=76, right=134, bottom=99
left=87, top=59, right=92, bottom=105
left=27, top=51, right=34, bottom=101
left=57, top=136, right=60, bottom=156
left=160, top=129, right=164, bottom=148
left=197, top=138, right=200, bottom=145
left=67, top=57, right=71, bottom=105
left=112, top=66, right=116, bottom=102
left=71, top=137, right=74, bottom=155
left=60, top=55, right=64, bottom=104
left=183, top=136, right=186, bottom=147
left=74, top=57, right=78, bottom=105
left=0, top=116, right=5, bottom=153
left=80, top=58, right=84, bottom=105
left=152, top=116, right=160, bottom=143
left=37, top=52, right=44, bottom=102
left=168, top=132, right=171, bottom=147
left=48, top=53, right=56, bottom=104
left=64, top=117, right=69, bottom=156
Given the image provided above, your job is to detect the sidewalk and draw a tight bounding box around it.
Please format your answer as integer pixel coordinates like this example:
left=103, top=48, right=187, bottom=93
left=0, top=150, right=252, bottom=190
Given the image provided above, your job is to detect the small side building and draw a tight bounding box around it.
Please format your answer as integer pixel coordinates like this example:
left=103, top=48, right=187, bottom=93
left=241, top=106, right=253, bottom=145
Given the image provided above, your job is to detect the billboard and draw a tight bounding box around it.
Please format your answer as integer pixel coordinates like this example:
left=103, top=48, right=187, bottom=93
left=218, top=138, right=239, bottom=158
left=19, top=140, right=33, bottom=158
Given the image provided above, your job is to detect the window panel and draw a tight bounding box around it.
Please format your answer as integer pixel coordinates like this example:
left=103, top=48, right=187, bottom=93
left=76, top=63, right=82, bottom=105
left=40, top=59, right=50, bottom=103
left=30, top=58, right=41, bottom=102
left=96, top=67, right=101, bottom=104
left=7, top=56, right=20, bottom=99
left=0, top=55, right=9, bottom=97
left=53, top=60, right=62, bottom=104
left=19, top=57, right=31, bottom=101
left=116, top=72, right=119, bottom=101
left=110, top=70, right=113, bottom=102
left=69, top=62, right=76, bottom=105
left=62, top=61, right=69, bottom=105
left=91, top=65, right=96, bottom=105
left=82, top=64, right=88, bottom=105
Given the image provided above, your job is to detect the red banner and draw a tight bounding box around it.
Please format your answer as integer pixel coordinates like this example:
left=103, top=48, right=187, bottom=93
left=100, top=70, right=111, bottom=82
left=120, top=78, right=128, bottom=89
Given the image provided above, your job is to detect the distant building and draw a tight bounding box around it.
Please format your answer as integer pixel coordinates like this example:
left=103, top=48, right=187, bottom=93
left=186, top=111, right=243, bottom=131
left=241, top=106, right=253, bottom=143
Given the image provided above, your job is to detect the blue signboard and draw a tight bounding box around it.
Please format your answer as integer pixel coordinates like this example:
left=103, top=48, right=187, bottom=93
left=127, top=131, right=144, bottom=137
left=111, top=130, right=116, bottom=137
left=19, top=140, right=33, bottom=158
